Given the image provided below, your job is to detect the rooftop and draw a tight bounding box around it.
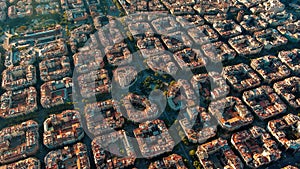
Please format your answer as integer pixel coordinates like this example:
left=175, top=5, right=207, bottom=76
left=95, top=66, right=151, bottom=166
left=43, top=110, right=84, bottom=149
left=268, top=114, right=300, bottom=151
left=209, top=96, right=253, bottom=131
left=0, top=157, right=40, bottom=169
left=40, top=77, right=73, bottom=108
left=228, top=35, right=263, bottom=56
left=222, top=63, right=261, bottom=92
left=39, top=56, right=71, bottom=82
left=122, top=93, right=160, bottom=123
left=2, top=65, right=37, bottom=91
left=173, top=48, right=207, bottom=71
left=84, top=99, right=124, bottom=136
left=278, top=49, right=300, bottom=74
left=133, top=119, right=175, bottom=159
left=243, top=85, right=287, bottom=120
left=196, top=138, right=243, bottom=169
left=231, top=126, right=282, bottom=168
left=251, top=55, right=291, bottom=83
left=92, top=130, right=136, bottom=168
left=274, top=76, right=300, bottom=109
left=202, top=41, right=236, bottom=63
left=254, top=28, right=288, bottom=50
left=44, top=142, right=90, bottom=169
left=0, top=87, right=37, bottom=118
left=77, top=69, right=111, bottom=98
left=0, top=120, right=39, bottom=164
left=179, top=106, right=217, bottom=144
left=149, top=154, right=187, bottom=169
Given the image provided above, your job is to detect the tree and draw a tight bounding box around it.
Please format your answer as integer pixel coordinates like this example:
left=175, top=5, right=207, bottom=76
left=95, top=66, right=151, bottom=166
left=183, top=158, right=188, bottom=163
left=183, top=138, right=189, bottom=145
left=193, top=161, right=200, bottom=167
left=179, top=131, right=185, bottom=139
left=189, top=150, right=196, bottom=156
left=174, top=120, right=178, bottom=124
left=170, top=80, right=176, bottom=86
left=154, top=85, right=160, bottom=90
left=145, top=77, right=152, bottom=83
left=126, top=31, right=133, bottom=41
left=119, top=148, right=125, bottom=155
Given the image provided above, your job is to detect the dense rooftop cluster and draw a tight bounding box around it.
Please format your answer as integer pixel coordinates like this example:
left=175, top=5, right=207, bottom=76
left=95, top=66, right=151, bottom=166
left=202, top=41, right=236, bottom=63
left=173, top=48, right=207, bottom=71
left=97, top=20, right=124, bottom=47
left=251, top=55, right=291, bottom=83
left=35, top=0, right=60, bottom=15
left=254, top=28, right=288, bottom=50
left=43, top=110, right=84, bottom=149
left=39, top=56, right=71, bottom=82
left=0, top=87, right=37, bottom=118
left=0, top=120, right=39, bottom=164
left=137, top=34, right=165, bottom=58
left=77, top=69, right=111, bottom=98
left=4, top=47, right=37, bottom=68
left=243, top=85, right=287, bottom=119
left=277, top=20, right=300, bottom=42
left=73, top=48, right=104, bottom=74
left=149, top=154, right=187, bottom=169
left=36, top=39, right=68, bottom=60
left=69, top=24, right=94, bottom=53
left=180, top=106, right=217, bottom=144
left=209, top=96, right=253, bottom=131
left=84, top=99, right=124, bottom=136
left=228, top=35, right=263, bottom=56
left=1, top=0, right=300, bottom=168
left=44, top=142, right=90, bottom=169
left=239, top=14, right=268, bottom=33
left=2, top=65, right=37, bottom=91
left=282, top=165, right=300, bottom=169
left=167, top=79, right=197, bottom=110
left=133, top=119, right=175, bottom=158
left=128, top=21, right=154, bottom=39
left=0, top=157, right=40, bottom=169
left=223, top=63, right=261, bottom=92
left=7, top=0, right=33, bottom=19
left=118, top=0, right=167, bottom=15
left=40, top=77, right=73, bottom=108
left=193, top=1, right=230, bottom=15
left=188, top=25, right=219, bottom=45
left=212, top=19, right=243, bottom=39
left=123, top=93, right=159, bottom=122
left=268, top=114, right=300, bottom=151
left=274, top=76, right=300, bottom=109
left=196, top=138, right=244, bottom=169
left=152, top=17, right=181, bottom=35
left=231, top=126, right=282, bottom=168
left=191, top=72, right=229, bottom=102
left=113, top=66, right=138, bottom=88
left=146, top=54, right=178, bottom=76
left=63, top=0, right=89, bottom=24
left=105, top=42, right=133, bottom=66
left=92, top=130, right=136, bottom=169
left=254, top=0, right=295, bottom=26
left=176, top=14, right=205, bottom=28
left=278, top=49, right=300, bottom=74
